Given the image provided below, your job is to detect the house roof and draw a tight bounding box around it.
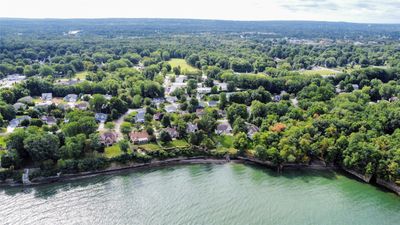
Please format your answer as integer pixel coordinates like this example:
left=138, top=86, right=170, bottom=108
left=164, top=127, right=179, bottom=137
left=101, top=131, right=118, bottom=142
left=217, top=122, right=232, bottom=131
left=129, top=131, right=149, bottom=141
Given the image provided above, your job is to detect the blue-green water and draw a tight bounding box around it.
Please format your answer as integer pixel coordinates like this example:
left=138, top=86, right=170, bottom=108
left=1, top=163, right=400, bottom=225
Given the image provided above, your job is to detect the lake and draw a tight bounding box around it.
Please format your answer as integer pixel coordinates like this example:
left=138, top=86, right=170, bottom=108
left=1, top=163, right=400, bottom=225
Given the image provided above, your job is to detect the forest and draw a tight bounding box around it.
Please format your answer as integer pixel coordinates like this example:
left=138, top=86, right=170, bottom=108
left=0, top=19, right=400, bottom=188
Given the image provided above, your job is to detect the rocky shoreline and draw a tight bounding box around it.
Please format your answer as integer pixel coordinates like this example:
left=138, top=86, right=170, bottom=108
left=1, top=156, right=399, bottom=196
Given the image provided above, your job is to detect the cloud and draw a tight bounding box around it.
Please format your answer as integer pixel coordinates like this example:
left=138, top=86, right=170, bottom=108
left=281, top=0, right=339, bottom=12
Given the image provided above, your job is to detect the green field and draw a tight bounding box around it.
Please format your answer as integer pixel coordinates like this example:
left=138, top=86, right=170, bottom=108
left=168, top=58, right=199, bottom=74
left=0, top=136, right=6, bottom=148
left=75, top=71, right=88, bottom=80
left=103, top=144, right=132, bottom=158
left=161, top=139, right=190, bottom=148
left=300, top=68, right=341, bottom=76
left=139, top=143, right=161, bottom=152
left=214, top=135, right=234, bottom=148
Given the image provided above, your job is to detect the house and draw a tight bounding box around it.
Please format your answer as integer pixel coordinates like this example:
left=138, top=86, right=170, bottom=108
left=135, top=109, right=146, bottom=123
left=165, top=96, right=178, bottom=103
left=335, top=84, right=343, bottom=93
left=151, top=98, right=165, bottom=106
left=165, top=104, right=178, bottom=113
left=41, top=116, right=57, bottom=125
left=169, top=83, right=187, bottom=94
left=130, top=131, right=150, bottom=144
left=351, top=84, right=359, bottom=90
left=75, top=101, right=89, bottom=110
left=196, top=108, right=205, bottom=117
left=198, top=101, right=207, bottom=108
left=197, top=87, right=212, bottom=94
left=389, top=96, right=399, bottom=102
left=41, top=93, right=53, bottom=101
left=153, top=112, right=163, bottom=121
left=95, top=113, right=108, bottom=122
left=57, top=79, right=81, bottom=86
left=246, top=123, right=259, bottom=139
left=103, top=94, right=112, bottom=100
left=35, top=101, right=52, bottom=109
left=207, top=101, right=219, bottom=107
left=164, top=127, right=179, bottom=139
left=273, top=95, right=281, bottom=102
left=17, top=96, right=33, bottom=104
left=100, top=131, right=118, bottom=146
left=186, top=122, right=198, bottom=133
left=215, top=121, right=233, bottom=135
left=13, top=102, right=26, bottom=111
left=9, top=116, right=31, bottom=128
left=64, top=94, right=78, bottom=103
left=214, top=82, right=228, bottom=91
left=175, top=75, right=187, bottom=83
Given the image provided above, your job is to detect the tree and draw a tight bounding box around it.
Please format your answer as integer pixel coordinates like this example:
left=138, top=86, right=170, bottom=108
left=61, top=134, right=86, bottom=159
left=120, top=122, right=132, bottom=135
left=161, top=114, right=171, bottom=127
left=24, top=132, right=60, bottom=163
left=233, top=118, right=247, bottom=134
left=159, top=130, right=172, bottom=143
left=6, top=129, right=28, bottom=160
left=197, top=115, right=217, bottom=133
left=187, top=79, right=197, bottom=95
left=118, top=140, right=130, bottom=153
left=89, top=94, right=107, bottom=112
left=227, top=103, right=248, bottom=124
left=173, top=66, right=181, bottom=75
left=219, top=92, right=227, bottom=109
left=105, top=122, right=115, bottom=130
left=233, top=132, right=249, bottom=155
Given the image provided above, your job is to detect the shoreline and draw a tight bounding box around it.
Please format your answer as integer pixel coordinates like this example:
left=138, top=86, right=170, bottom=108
left=1, top=156, right=399, bottom=196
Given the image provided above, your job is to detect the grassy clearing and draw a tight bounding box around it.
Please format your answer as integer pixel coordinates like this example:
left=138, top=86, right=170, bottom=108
left=75, top=71, right=88, bottom=80
left=161, top=139, right=190, bottom=148
left=139, top=143, right=161, bottom=152
left=0, top=136, right=6, bottom=148
left=300, top=68, right=341, bottom=76
left=214, top=135, right=234, bottom=148
left=103, top=144, right=132, bottom=158
left=168, top=58, right=199, bottom=73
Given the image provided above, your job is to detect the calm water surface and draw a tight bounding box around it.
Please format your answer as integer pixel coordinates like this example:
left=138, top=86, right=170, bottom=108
left=1, top=163, right=400, bottom=225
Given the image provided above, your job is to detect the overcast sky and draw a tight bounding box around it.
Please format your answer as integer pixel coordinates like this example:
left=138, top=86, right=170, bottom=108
left=1, top=0, right=399, bottom=23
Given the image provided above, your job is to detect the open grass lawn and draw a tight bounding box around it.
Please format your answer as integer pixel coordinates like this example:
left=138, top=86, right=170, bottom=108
left=214, top=135, right=234, bottom=148
left=168, top=58, right=199, bottom=74
left=103, top=144, right=132, bottom=158
left=160, top=139, right=190, bottom=148
left=0, top=136, right=6, bottom=148
left=75, top=71, right=88, bottom=80
left=139, top=143, right=161, bottom=152
left=300, top=68, right=341, bottom=76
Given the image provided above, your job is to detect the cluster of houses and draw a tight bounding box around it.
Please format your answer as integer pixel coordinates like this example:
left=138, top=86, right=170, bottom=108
left=0, top=74, right=26, bottom=89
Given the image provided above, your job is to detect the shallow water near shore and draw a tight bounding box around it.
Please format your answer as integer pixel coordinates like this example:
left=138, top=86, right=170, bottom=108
left=1, top=163, right=400, bottom=225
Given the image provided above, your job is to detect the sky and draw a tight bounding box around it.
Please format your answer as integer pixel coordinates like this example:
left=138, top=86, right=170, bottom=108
left=1, top=0, right=399, bottom=23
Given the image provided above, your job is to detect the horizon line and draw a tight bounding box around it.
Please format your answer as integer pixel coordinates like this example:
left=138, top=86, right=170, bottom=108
left=0, top=17, right=399, bottom=25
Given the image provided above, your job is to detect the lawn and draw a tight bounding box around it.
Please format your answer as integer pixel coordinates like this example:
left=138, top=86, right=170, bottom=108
left=103, top=144, right=132, bottom=158
left=75, top=71, right=88, bottom=80
left=214, top=135, right=234, bottom=148
left=160, top=139, right=190, bottom=148
left=0, top=136, right=6, bottom=148
left=300, top=68, right=341, bottom=76
left=139, top=143, right=161, bottom=152
left=168, top=58, right=199, bottom=74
